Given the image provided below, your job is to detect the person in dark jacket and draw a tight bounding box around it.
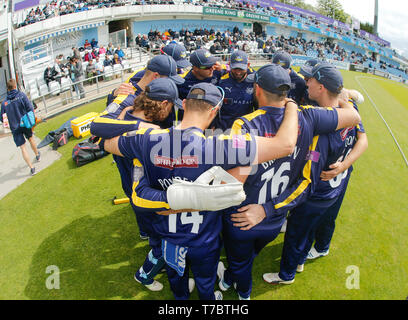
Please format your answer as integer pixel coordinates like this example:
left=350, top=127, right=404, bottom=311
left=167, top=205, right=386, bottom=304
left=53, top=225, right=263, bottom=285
left=0, top=79, right=41, bottom=175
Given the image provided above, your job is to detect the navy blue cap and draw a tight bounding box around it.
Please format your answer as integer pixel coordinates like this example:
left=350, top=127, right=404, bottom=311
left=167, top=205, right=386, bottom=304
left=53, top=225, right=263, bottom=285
left=249, top=64, right=292, bottom=94
left=146, top=78, right=182, bottom=109
left=186, top=83, right=224, bottom=107
left=302, top=62, right=344, bottom=94
left=190, top=49, right=218, bottom=68
left=230, top=50, right=248, bottom=70
left=299, top=58, right=320, bottom=77
left=146, top=55, right=185, bottom=85
left=272, top=51, right=292, bottom=70
left=162, top=43, right=191, bottom=69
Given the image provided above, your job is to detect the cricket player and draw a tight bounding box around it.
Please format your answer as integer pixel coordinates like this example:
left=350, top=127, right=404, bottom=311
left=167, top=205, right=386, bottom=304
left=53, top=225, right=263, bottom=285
left=262, top=63, right=368, bottom=284
left=101, top=82, right=300, bottom=300
left=272, top=51, right=308, bottom=105
left=215, top=64, right=362, bottom=299
left=213, top=50, right=255, bottom=131
left=92, top=78, right=185, bottom=291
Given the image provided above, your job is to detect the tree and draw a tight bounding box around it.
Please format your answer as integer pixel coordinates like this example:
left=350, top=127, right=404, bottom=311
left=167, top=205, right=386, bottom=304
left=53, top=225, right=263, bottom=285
left=316, top=0, right=348, bottom=23
left=360, top=22, right=374, bottom=34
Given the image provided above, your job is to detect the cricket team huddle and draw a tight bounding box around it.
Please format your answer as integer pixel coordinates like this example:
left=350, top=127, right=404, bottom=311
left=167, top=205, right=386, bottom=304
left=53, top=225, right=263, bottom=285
left=89, top=42, right=368, bottom=300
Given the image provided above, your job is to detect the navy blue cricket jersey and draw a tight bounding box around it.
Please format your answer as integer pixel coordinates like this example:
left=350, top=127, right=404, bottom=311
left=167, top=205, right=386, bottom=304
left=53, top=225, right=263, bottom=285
left=117, top=127, right=256, bottom=248
left=213, top=70, right=255, bottom=131
left=288, top=69, right=308, bottom=105
left=264, top=100, right=365, bottom=216
left=224, top=105, right=340, bottom=235
left=310, top=102, right=365, bottom=200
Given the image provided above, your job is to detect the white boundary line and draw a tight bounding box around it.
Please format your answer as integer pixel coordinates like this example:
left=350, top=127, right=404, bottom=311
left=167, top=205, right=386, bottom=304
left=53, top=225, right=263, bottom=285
left=355, top=75, right=408, bottom=167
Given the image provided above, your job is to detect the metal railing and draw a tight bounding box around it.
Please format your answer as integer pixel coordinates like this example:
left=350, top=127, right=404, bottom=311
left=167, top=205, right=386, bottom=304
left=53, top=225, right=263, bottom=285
left=31, top=61, right=150, bottom=119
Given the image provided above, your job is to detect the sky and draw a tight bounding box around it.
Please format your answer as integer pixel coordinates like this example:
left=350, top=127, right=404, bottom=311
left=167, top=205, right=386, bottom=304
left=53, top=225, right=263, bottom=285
left=304, top=0, right=408, bottom=57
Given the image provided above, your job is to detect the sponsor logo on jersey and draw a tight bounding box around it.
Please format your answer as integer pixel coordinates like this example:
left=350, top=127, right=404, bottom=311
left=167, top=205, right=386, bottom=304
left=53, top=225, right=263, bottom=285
left=246, top=87, right=254, bottom=94
left=154, top=155, right=199, bottom=169
left=224, top=87, right=233, bottom=93
left=340, top=127, right=354, bottom=141
left=264, top=132, right=276, bottom=138
left=211, top=78, right=218, bottom=85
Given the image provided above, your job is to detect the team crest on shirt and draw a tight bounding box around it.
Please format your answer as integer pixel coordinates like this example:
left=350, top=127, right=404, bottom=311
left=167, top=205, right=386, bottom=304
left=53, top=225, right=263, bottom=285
left=211, top=78, right=218, bottom=85
left=246, top=87, right=254, bottom=95
left=340, top=127, right=354, bottom=141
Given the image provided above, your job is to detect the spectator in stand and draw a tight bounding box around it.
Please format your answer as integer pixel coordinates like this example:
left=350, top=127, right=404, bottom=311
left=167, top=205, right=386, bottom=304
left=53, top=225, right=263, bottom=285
left=94, top=56, right=104, bottom=80
left=86, top=60, right=98, bottom=84
left=99, top=45, right=106, bottom=55
left=70, top=57, right=85, bottom=99
left=92, top=47, right=100, bottom=58
left=115, top=45, right=125, bottom=59
left=107, top=43, right=115, bottom=56
left=91, top=38, right=98, bottom=48
left=72, top=47, right=81, bottom=61
left=112, top=53, right=122, bottom=66
left=84, top=39, right=92, bottom=50
left=44, top=65, right=57, bottom=86
left=84, top=49, right=95, bottom=62
left=103, top=55, right=112, bottom=67
left=135, top=34, right=143, bottom=46
left=142, top=35, right=152, bottom=50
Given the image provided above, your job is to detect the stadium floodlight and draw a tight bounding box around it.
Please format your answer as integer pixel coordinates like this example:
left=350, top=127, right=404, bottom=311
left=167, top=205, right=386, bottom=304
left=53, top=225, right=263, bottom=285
left=374, top=0, right=379, bottom=36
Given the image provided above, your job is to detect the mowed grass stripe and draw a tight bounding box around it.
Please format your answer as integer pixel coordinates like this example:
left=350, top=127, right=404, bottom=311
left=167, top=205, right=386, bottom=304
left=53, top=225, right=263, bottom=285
left=0, top=71, right=407, bottom=300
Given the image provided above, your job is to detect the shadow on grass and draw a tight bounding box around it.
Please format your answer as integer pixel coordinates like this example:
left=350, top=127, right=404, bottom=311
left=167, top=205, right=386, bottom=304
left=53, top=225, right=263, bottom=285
left=217, top=239, right=286, bottom=300
left=24, top=207, right=173, bottom=300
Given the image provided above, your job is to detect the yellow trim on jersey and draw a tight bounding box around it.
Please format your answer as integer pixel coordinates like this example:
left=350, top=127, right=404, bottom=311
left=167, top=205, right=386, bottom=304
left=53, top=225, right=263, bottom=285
left=293, top=69, right=304, bottom=80
left=180, top=69, right=190, bottom=78
left=274, top=135, right=320, bottom=210
left=300, top=104, right=334, bottom=111
left=231, top=119, right=245, bottom=135
left=243, top=109, right=267, bottom=122
left=113, top=94, right=130, bottom=105
left=133, top=159, right=142, bottom=167
left=132, top=180, right=170, bottom=210
left=150, top=129, right=170, bottom=135
left=124, top=128, right=148, bottom=136
left=93, top=116, right=139, bottom=125
left=126, top=67, right=145, bottom=83
left=193, top=131, right=206, bottom=139
left=221, top=73, right=230, bottom=80
left=217, top=133, right=252, bottom=141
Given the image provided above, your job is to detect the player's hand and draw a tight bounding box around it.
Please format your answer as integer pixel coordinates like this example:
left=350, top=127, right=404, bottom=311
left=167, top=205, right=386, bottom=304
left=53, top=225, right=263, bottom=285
left=230, top=204, right=266, bottom=231
left=117, top=106, right=134, bottom=120
left=284, top=98, right=298, bottom=108
left=114, top=83, right=134, bottom=97
left=213, top=61, right=222, bottom=71
left=320, top=162, right=346, bottom=181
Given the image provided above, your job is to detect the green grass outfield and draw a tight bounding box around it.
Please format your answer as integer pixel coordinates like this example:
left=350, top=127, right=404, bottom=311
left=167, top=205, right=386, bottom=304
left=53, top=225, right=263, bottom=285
left=0, top=69, right=407, bottom=300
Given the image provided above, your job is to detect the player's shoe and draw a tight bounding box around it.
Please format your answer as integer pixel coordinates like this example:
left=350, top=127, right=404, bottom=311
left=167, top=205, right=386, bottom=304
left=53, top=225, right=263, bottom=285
left=189, top=278, right=195, bottom=293
left=280, top=220, right=287, bottom=233
left=307, top=247, right=329, bottom=260
left=36, top=152, right=41, bottom=162
left=30, top=167, right=36, bottom=176
left=217, top=261, right=230, bottom=291
left=238, top=294, right=250, bottom=300
left=134, top=273, right=163, bottom=291
left=139, top=232, right=149, bottom=241
left=296, top=264, right=304, bottom=273
left=214, top=290, right=223, bottom=300
left=263, top=273, right=295, bottom=285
